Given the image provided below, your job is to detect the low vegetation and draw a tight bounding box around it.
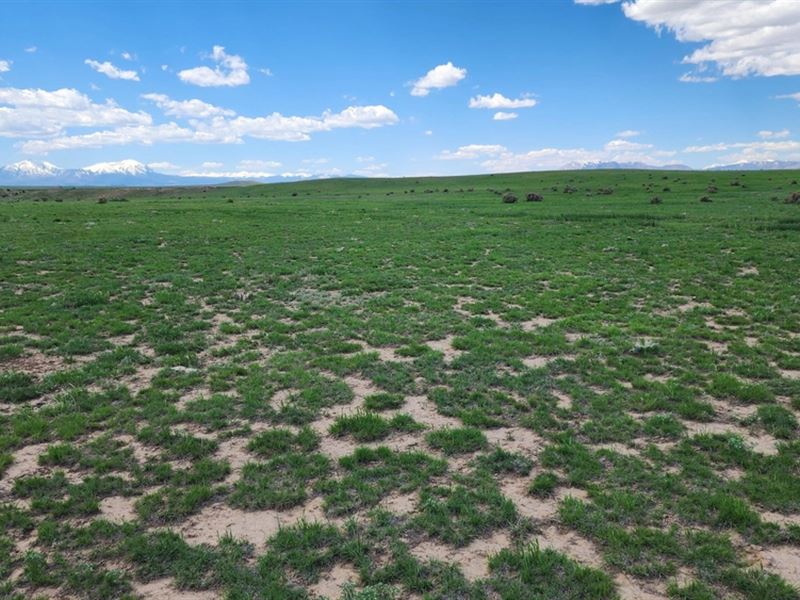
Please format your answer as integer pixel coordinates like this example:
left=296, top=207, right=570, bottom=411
left=1, top=169, right=799, bottom=599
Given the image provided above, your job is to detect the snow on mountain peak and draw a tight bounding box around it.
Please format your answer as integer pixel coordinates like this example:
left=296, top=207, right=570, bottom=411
left=2, top=160, right=62, bottom=176
left=82, top=159, right=149, bottom=176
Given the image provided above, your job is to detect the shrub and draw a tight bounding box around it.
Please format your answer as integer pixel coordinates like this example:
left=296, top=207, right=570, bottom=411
left=526, top=192, right=544, bottom=202
left=502, top=193, right=518, bottom=204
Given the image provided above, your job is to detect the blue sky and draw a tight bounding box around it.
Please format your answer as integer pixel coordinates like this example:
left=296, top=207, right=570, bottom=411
left=1, top=0, right=799, bottom=176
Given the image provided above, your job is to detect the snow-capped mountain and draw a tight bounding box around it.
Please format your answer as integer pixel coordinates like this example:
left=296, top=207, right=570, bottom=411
left=82, top=160, right=150, bottom=176
left=1, top=160, right=64, bottom=179
left=0, top=160, right=313, bottom=186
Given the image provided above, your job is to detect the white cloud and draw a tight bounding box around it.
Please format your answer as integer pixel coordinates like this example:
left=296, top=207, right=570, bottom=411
left=436, top=144, right=508, bottom=160
left=777, top=92, right=800, bottom=103
left=19, top=103, right=398, bottom=152
left=683, top=142, right=730, bottom=153
left=679, top=72, right=718, bottom=84
left=469, top=93, right=536, bottom=109
left=142, top=92, right=235, bottom=119
left=758, top=129, right=790, bottom=139
left=302, top=157, right=329, bottom=165
left=441, top=137, right=678, bottom=171
left=0, top=87, right=150, bottom=138
left=178, top=46, right=250, bottom=87
left=356, top=155, right=375, bottom=163
left=581, top=0, right=800, bottom=78
left=715, top=140, right=800, bottom=164
left=147, top=161, right=180, bottom=171
left=353, top=162, right=389, bottom=177
left=182, top=168, right=278, bottom=178
left=238, top=159, right=281, bottom=169
left=615, top=129, right=641, bottom=138
left=258, top=67, right=273, bottom=77
left=410, top=62, right=466, bottom=97
left=604, top=138, right=653, bottom=151
left=24, top=46, right=37, bottom=53
left=161, top=64, right=169, bottom=72
left=201, top=161, right=223, bottom=169
left=424, top=130, right=433, bottom=136
left=85, top=59, right=140, bottom=81
left=121, top=52, right=135, bottom=61
left=684, top=139, right=800, bottom=155
left=493, top=111, right=518, bottom=121
left=0, top=60, right=11, bottom=73
left=20, top=123, right=220, bottom=153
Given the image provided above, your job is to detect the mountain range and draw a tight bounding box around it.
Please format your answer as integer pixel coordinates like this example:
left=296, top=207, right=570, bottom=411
left=0, top=160, right=312, bottom=187
left=1, top=159, right=798, bottom=187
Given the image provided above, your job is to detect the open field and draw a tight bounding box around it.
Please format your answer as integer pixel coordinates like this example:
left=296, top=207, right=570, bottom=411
left=1, top=169, right=800, bottom=600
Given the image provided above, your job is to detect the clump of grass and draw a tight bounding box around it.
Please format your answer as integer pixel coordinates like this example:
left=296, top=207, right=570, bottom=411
left=0, top=371, right=40, bottom=403
left=136, top=484, right=220, bottom=524
left=709, top=374, right=773, bottom=404
left=754, top=405, right=797, bottom=439
left=487, top=543, right=617, bottom=599
left=230, top=452, right=330, bottom=510
left=363, top=392, right=405, bottom=411
left=330, top=411, right=423, bottom=442
left=643, top=414, right=685, bottom=439
left=320, top=446, right=446, bottom=516
left=247, top=426, right=319, bottom=457
left=413, top=475, right=517, bottom=546
left=475, top=447, right=533, bottom=475
left=528, top=472, right=559, bottom=497
left=426, top=427, right=488, bottom=455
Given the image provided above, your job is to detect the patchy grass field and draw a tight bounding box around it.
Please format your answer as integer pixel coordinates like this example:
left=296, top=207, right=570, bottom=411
left=1, top=169, right=799, bottom=600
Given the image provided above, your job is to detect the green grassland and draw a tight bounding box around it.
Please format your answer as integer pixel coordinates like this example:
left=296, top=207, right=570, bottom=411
left=1, top=169, right=799, bottom=599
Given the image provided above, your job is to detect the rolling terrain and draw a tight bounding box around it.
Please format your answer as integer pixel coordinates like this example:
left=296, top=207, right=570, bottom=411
left=1, top=169, right=800, bottom=600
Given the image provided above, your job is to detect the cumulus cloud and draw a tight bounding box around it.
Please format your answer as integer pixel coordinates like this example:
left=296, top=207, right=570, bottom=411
left=142, top=93, right=235, bottom=119
left=436, top=144, right=507, bottom=160
left=0, top=87, right=150, bottom=138
left=469, top=93, right=537, bottom=109
left=19, top=102, right=398, bottom=152
left=493, top=111, right=518, bottom=121
left=238, top=159, right=282, bottom=169
left=178, top=46, right=250, bottom=87
left=20, top=123, right=219, bottom=153
left=410, top=62, right=466, bottom=97
left=85, top=59, right=140, bottom=81
left=438, top=137, right=678, bottom=171
left=0, top=60, right=11, bottom=73
left=604, top=138, right=653, bottom=151
left=684, top=139, right=800, bottom=154
left=679, top=72, right=718, bottom=84
left=353, top=162, right=389, bottom=177
left=578, top=0, right=800, bottom=78
left=758, top=129, right=790, bottom=139
left=616, top=129, right=641, bottom=138
left=147, top=161, right=180, bottom=171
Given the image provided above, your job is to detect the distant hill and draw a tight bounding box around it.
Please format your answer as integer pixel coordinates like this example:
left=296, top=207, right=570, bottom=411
left=0, top=160, right=316, bottom=187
